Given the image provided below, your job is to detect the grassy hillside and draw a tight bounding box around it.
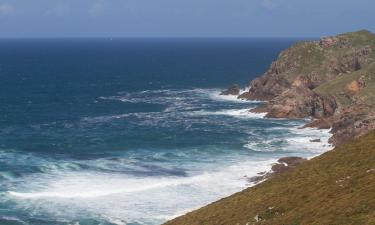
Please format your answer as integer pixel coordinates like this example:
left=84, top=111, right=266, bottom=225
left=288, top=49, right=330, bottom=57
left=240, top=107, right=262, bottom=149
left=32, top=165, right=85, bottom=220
left=165, top=131, right=375, bottom=225
left=267, top=30, right=375, bottom=85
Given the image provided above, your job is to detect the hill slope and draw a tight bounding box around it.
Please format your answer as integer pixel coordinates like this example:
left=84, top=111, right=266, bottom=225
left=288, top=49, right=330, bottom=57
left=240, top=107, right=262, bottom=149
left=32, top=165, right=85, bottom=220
left=165, top=130, right=375, bottom=225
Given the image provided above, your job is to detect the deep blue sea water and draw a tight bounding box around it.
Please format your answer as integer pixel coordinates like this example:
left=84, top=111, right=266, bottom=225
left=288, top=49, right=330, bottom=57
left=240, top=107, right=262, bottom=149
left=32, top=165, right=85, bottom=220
left=0, top=38, right=331, bottom=225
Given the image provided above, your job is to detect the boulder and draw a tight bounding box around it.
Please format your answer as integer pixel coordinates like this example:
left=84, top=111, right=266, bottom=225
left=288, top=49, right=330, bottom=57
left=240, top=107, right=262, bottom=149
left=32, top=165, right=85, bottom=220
left=220, top=84, right=241, bottom=96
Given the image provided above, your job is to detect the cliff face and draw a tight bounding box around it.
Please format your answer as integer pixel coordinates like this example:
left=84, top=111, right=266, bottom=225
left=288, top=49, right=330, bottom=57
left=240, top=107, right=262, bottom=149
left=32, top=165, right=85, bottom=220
left=165, top=130, right=375, bottom=225
left=239, top=30, right=375, bottom=145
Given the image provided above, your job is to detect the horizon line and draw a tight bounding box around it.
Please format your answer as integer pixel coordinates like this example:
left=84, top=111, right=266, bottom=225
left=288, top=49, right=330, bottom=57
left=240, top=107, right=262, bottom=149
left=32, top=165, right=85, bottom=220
left=0, top=36, right=318, bottom=39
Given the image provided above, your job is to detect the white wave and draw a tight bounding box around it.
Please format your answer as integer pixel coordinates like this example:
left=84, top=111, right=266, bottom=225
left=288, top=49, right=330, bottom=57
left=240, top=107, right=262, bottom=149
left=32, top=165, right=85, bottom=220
left=10, top=172, right=234, bottom=199
left=207, top=89, right=245, bottom=102
left=9, top=178, right=189, bottom=199
left=206, top=87, right=263, bottom=104
left=99, top=89, right=216, bottom=115
left=0, top=216, right=27, bottom=225
left=285, top=127, right=332, bottom=156
left=84, top=88, right=266, bottom=125
left=244, top=126, right=332, bottom=156
left=81, top=114, right=131, bottom=123
left=100, top=88, right=261, bottom=105
left=7, top=158, right=276, bottom=224
left=8, top=160, right=269, bottom=199
left=191, top=109, right=266, bottom=119
left=240, top=86, right=251, bottom=95
left=244, top=139, right=285, bottom=152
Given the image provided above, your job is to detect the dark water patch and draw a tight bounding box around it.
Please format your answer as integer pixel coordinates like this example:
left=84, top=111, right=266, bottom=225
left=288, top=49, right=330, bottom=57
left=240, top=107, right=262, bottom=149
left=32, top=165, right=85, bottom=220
left=137, top=164, right=187, bottom=177
left=0, top=217, right=27, bottom=225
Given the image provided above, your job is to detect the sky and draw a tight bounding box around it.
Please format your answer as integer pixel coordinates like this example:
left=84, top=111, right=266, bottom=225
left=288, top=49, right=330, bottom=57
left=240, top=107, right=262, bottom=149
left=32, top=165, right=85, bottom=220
left=0, top=0, right=374, bottom=38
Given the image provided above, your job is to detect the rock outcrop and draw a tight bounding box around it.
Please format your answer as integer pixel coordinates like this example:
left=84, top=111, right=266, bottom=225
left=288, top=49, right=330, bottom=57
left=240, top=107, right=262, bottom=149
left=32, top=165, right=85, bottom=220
left=220, top=84, right=241, bottom=95
left=228, top=30, right=375, bottom=145
left=250, top=86, right=337, bottom=119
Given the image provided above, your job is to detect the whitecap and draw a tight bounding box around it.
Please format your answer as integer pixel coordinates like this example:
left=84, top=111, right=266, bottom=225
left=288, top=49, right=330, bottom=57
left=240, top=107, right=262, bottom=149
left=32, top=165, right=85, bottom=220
left=0, top=216, right=27, bottom=225
left=7, top=158, right=277, bottom=224
left=205, top=87, right=263, bottom=103
left=190, top=109, right=266, bottom=119
left=244, top=126, right=332, bottom=156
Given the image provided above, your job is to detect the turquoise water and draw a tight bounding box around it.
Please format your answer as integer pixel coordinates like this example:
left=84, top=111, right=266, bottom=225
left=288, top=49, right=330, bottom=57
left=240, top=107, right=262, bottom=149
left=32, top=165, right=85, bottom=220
left=0, top=38, right=330, bottom=225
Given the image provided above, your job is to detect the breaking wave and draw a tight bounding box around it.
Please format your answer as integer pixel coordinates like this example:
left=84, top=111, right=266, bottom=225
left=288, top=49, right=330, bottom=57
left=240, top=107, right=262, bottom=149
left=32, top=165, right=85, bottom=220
left=2, top=88, right=333, bottom=225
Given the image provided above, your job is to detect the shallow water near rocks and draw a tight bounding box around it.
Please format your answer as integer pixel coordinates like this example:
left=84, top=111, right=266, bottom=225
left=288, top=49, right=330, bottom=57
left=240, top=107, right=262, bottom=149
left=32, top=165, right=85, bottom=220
left=0, top=38, right=329, bottom=225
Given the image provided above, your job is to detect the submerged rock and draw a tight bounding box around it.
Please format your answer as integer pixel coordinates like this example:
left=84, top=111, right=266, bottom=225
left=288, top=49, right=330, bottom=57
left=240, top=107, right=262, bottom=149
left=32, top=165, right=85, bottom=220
left=220, top=84, right=241, bottom=95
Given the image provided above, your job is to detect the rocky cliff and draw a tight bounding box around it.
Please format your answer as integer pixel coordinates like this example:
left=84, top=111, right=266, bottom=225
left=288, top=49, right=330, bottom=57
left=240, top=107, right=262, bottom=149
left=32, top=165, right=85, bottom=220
left=237, top=30, right=375, bottom=145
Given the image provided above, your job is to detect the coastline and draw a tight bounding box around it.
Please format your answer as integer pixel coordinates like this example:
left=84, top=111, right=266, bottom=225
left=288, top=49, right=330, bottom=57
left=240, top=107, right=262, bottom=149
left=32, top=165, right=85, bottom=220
left=217, top=89, right=334, bottom=184
left=162, top=90, right=334, bottom=224
left=165, top=30, right=375, bottom=224
left=161, top=89, right=334, bottom=222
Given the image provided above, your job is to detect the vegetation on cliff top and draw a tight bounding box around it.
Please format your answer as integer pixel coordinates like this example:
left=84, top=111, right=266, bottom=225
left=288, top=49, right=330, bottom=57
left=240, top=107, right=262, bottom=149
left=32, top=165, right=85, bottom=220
left=165, top=130, right=375, bottom=225
left=267, top=29, right=375, bottom=88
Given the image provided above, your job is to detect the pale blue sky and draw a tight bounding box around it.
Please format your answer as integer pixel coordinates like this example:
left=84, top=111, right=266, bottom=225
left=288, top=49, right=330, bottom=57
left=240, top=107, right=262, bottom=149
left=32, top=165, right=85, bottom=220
left=0, top=0, right=373, bottom=37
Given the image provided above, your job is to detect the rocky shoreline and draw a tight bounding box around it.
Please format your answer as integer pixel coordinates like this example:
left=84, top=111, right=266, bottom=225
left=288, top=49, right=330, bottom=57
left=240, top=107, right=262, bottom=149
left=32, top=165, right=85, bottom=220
left=221, top=30, right=375, bottom=146
left=219, top=85, right=333, bottom=185
left=220, top=30, right=375, bottom=183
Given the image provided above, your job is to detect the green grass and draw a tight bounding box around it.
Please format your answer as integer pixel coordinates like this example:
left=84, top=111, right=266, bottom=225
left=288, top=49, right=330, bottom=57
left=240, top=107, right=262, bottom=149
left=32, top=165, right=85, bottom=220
left=268, top=30, right=375, bottom=86
left=165, top=131, right=375, bottom=225
left=338, top=30, right=375, bottom=47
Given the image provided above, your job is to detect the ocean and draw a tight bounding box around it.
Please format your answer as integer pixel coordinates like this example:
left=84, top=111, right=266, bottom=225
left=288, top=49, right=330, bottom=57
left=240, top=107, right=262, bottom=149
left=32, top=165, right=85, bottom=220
left=0, top=38, right=331, bottom=225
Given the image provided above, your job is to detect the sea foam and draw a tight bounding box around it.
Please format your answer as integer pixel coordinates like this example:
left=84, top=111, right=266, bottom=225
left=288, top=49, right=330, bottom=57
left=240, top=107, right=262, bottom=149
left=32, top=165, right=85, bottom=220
left=190, top=108, right=266, bottom=119
left=3, top=87, right=333, bottom=225
left=7, top=158, right=277, bottom=224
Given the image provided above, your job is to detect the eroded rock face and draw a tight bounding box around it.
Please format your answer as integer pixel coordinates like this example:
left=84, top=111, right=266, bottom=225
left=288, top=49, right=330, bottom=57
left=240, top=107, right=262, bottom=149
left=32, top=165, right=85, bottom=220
left=305, top=106, right=375, bottom=146
left=238, top=74, right=291, bottom=100
left=319, top=37, right=340, bottom=47
left=319, top=36, right=352, bottom=48
left=255, top=86, right=337, bottom=119
left=329, top=110, right=375, bottom=146
left=292, top=73, right=322, bottom=89
left=304, top=118, right=332, bottom=129
left=234, top=30, right=375, bottom=146
left=327, top=47, right=372, bottom=75
left=220, top=84, right=241, bottom=96
left=346, top=80, right=361, bottom=94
